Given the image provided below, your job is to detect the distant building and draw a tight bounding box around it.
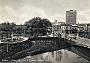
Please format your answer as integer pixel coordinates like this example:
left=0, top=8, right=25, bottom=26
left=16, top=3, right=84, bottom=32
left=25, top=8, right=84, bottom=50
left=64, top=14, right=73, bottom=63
left=57, top=24, right=72, bottom=38
left=77, top=23, right=90, bottom=38
left=87, top=24, right=90, bottom=32
left=52, top=20, right=65, bottom=25
left=52, top=20, right=65, bottom=37
left=72, top=24, right=78, bottom=30
left=61, top=24, right=72, bottom=34
left=71, top=23, right=90, bottom=37
left=66, top=10, right=77, bottom=25
left=77, top=24, right=86, bottom=31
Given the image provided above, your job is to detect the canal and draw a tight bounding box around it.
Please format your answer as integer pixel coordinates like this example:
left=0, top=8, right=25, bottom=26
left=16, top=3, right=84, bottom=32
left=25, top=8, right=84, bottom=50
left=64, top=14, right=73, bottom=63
left=3, top=49, right=88, bottom=63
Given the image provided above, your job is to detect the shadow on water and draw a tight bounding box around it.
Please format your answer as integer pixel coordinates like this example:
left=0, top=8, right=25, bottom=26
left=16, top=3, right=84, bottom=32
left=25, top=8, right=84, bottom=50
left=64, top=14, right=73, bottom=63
left=68, top=45, right=90, bottom=61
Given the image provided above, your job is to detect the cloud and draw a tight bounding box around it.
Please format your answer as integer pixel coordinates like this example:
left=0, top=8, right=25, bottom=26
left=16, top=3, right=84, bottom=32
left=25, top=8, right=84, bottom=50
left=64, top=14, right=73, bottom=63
left=49, top=14, right=65, bottom=22
left=77, top=9, right=90, bottom=23
left=0, top=6, right=47, bottom=24
left=49, top=9, right=90, bottom=24
left=0, top=5, right=90, bottom=25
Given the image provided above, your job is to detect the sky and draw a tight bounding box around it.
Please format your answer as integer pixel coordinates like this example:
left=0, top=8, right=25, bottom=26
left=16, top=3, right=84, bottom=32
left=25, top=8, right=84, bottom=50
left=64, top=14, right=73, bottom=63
left=0, top=0, right=90, bottom=24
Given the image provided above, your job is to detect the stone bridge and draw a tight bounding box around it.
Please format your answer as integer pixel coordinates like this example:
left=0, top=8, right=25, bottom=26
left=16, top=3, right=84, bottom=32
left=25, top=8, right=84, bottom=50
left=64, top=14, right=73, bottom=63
left=0, top=36, right=90, bottom=61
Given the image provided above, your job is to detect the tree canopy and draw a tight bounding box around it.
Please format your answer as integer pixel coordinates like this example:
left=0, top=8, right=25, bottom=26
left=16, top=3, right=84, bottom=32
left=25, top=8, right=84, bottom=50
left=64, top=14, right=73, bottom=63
left=25, top=17, right=52, bottom=37
left=0, top=22, right=16, bottom=32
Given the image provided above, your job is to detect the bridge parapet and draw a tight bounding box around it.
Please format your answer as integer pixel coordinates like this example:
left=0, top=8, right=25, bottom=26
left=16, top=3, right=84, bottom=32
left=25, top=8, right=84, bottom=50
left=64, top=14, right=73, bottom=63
left=70, top=37, right=90, bottom=48
left=29, top=37, right=62, bottom=45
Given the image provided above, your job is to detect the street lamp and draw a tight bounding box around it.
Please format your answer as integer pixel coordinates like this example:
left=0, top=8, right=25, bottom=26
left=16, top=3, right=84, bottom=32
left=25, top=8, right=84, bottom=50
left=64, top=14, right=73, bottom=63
left=7, top=42, right=9, bottom=52
left=77, top=27, right=79, bottom=38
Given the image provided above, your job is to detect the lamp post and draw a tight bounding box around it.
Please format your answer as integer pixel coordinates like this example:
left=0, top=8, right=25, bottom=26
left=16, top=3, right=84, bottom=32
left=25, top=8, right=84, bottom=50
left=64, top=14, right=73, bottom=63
left=7, top=42, right=9, bottom=52
left=77, top=27, right=79, bottom=38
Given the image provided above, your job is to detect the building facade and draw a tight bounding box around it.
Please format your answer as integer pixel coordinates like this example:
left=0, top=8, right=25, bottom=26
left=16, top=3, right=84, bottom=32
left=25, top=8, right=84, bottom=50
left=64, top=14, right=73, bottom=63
left=61, top=24, right=72, bottom=38
left=52, top=20, right=65, bottom=37
left=66, top=10, right=77, bottom=25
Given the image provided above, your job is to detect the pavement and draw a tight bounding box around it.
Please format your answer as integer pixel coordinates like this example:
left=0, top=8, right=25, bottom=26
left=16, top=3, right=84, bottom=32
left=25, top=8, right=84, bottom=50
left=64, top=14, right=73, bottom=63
left=71, top=37, right=90, bottom=48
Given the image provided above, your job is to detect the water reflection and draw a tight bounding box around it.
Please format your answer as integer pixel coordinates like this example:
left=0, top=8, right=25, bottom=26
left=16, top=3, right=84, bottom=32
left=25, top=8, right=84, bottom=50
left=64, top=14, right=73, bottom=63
left=22, top=49, right=89, bottom=63
left=55, top=51, right=62, bottom=61
left=64, top=50, right=68, bottom=60
left=0, top=49, right=90, bottom=63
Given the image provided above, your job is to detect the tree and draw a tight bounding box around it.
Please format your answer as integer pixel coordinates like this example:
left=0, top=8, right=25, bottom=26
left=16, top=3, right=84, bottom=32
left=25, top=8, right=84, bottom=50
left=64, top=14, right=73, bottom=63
left=24, top=17, right=52, bottom=37
left=0, top=22, right=16, bottom=32
left=0, top=22, right=16, bottom=38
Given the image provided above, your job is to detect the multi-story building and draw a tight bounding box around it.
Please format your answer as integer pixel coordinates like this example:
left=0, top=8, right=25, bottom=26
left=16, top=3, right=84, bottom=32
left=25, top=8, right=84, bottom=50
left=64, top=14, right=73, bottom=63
left=61, top=24, right=72, bottom=38
left=52, top=20, right=65, bottom=37
left=77, top=23, right=90, bottom=38
left=61, top=24, right=72, bottom=34
left=66, top=10, right=77, bottom=25
left=71, top=23, right=90, bottom=37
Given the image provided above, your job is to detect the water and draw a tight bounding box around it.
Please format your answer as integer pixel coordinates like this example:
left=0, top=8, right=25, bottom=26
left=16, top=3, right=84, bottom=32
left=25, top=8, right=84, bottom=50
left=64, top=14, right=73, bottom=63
left=17, top=49, right=89, bottom=63
left=0, top=49, right=89, bottom=63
